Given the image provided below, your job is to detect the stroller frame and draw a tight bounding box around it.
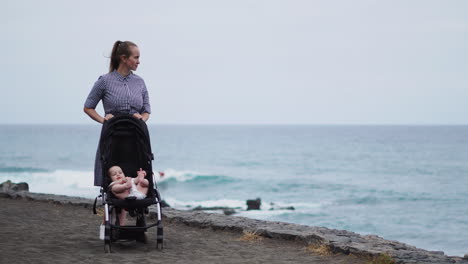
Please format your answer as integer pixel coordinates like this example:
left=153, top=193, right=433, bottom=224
left=92, top=115, right=163, bottom=253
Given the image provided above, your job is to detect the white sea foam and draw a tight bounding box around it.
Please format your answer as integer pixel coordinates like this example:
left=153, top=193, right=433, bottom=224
left=0, top=170, right=99, bottom=199
left=163, top=197, right=246, bottom=209
left=155, top=168, right=231, bottom=183
left=156, top=168, right=206, bottom=182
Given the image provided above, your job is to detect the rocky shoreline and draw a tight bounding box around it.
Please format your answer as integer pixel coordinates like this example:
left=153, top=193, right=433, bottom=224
left=1, top=181, right=467, bottom=264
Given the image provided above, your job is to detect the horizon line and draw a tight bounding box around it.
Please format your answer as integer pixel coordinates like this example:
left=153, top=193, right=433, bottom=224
left=1, top=122, right=467, bottom=126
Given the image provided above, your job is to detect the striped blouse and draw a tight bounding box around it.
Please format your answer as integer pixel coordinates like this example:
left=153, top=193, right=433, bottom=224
left=84, top=70, right=151, bottom=115
left=85, top=70, right=151, bottom=186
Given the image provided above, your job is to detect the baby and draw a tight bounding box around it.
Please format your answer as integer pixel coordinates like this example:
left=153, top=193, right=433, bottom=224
left=108, top=166, right=149, bottom=200
left=100, top=166, right=149, bottom=234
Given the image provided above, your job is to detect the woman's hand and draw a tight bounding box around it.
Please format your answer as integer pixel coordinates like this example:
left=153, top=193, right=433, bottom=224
left=133, top=113, right=143, bottom=120
left=104, top=114, right=114, bottom=121
left=133, top=113, right=150, bottom=122
left=83, top=107, right=116, bottom=124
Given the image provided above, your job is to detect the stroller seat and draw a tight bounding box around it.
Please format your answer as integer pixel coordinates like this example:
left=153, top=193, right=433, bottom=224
left=109, top=196, right=156, bottom=209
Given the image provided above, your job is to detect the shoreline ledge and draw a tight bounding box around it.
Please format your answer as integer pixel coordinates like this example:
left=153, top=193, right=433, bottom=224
left=1, top=188, right=467, bottom=264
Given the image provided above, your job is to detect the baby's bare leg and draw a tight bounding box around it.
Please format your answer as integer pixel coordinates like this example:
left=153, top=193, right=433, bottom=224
left=118, top=209, right=127, bottom=226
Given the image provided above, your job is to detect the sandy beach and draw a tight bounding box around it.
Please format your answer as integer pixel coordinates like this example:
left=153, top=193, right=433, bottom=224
left=0, top=196, right=367, bottom=264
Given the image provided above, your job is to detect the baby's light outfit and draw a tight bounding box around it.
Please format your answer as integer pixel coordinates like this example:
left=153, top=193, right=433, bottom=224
left=109, top=178, right=146, bottom=200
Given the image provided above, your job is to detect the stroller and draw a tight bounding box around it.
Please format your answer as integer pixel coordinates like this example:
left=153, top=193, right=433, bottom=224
left=92, top=115, right=163, bottom=253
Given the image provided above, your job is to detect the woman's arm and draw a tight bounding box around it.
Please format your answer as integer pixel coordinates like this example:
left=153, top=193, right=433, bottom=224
left=84, top=107, right=114, bottom=124
left=84, top=107, right=104, bottom=124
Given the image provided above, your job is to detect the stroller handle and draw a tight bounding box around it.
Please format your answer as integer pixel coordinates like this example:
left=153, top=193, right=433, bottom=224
left=103, top=113, right=145, bottom=124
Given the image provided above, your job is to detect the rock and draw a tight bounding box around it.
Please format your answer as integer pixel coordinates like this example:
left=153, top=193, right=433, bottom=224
left=223, top=209, right=236, bottom=216
left=192, top=206, right=239, bottom=211
left=0, top=180, right=29, bottom=192
left=160, top=200, right=171, bottom=208
left=189, top=206, right=238, bottom=215
left=269, top=206, right=295, bottom=211
left=246, top=198, right=261, bottom=210
left=12, top=182, right=29, bottom=192
left=0, top=180, right=13, bottom=192
left=159, top=207, right=466, bottom=264
left=269, top=203, right=295, bottom=211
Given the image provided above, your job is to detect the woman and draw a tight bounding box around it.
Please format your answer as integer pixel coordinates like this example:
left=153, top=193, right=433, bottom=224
left=84, top=40, right=151, bottom=186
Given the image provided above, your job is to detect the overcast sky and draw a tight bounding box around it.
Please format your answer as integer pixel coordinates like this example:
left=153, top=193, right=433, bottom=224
left=2, top=0, right=467, bottom=125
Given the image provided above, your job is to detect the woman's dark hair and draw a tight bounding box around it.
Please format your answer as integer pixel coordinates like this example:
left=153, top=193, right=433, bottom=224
left=109, top=40, right=138, bottom=72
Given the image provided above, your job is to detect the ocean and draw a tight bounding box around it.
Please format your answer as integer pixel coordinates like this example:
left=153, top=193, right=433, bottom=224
left=1, top=124, right=467, bottom=256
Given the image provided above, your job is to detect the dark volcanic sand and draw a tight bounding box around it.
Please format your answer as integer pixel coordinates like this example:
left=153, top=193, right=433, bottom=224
left=0, top=197, right=367, bottom=264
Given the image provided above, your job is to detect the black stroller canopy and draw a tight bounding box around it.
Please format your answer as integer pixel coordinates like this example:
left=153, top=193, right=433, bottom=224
left=99, top=115, right=154, bottom=189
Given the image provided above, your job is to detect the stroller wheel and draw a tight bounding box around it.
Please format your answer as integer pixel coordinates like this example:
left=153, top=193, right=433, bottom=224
left=156, top=239, right=163, bottom=250
left=104, top=243, right=111, bottom=253
left=104, top=220, right=112, bottom=253
left=156, top=226, right=164, bottom=249
left=138, top=232, right=148, bottom=244
left=135, top=229, right=148, bottom=244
